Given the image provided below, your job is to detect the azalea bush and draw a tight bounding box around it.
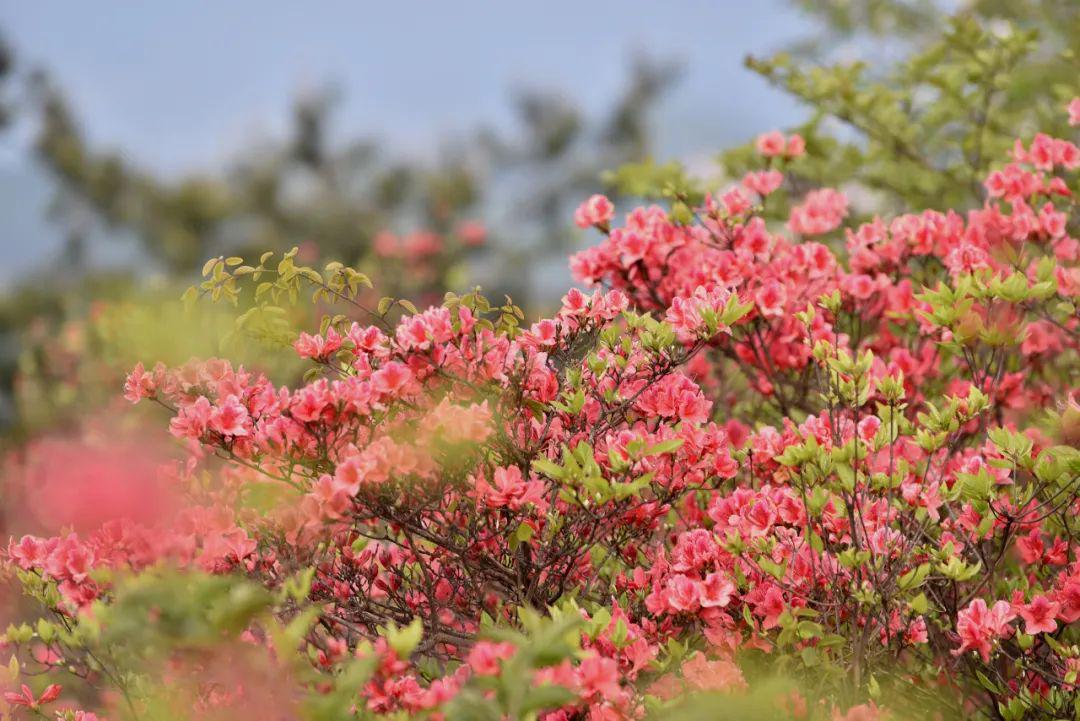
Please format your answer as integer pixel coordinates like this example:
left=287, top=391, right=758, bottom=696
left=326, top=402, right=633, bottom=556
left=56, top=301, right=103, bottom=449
left=4, top=93, right=1080, bottom=721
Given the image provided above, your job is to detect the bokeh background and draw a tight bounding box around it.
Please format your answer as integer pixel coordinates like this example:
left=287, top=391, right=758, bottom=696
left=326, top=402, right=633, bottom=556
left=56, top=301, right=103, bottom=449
left=0, top=0, right=1072, bottom=441
left=0, top=1, right=814, bottom=290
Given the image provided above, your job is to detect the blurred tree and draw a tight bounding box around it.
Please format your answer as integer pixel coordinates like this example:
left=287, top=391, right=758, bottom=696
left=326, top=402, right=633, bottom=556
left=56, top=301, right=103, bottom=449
left=0, top=36, right=13, bottom=129
left=28, top=55, right=677, bottom=303
left=790, top=0, right=1076, bottom=53
left=486, top=55, right=678, bottom=235
left=474, top=54, right=679, bottom=300
left=30, top=72, right=473, bottom=289
left=0, top=46, right=678, bottom=437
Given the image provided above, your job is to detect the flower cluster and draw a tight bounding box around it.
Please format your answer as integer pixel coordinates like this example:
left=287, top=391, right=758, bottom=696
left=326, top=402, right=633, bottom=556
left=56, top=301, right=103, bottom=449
left=5, top=105, right=1080, bottom=721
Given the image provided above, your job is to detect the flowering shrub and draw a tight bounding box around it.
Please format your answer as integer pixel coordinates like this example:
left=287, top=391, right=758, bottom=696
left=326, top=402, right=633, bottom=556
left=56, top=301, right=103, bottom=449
left=5, top=104, right=1080, bottom=721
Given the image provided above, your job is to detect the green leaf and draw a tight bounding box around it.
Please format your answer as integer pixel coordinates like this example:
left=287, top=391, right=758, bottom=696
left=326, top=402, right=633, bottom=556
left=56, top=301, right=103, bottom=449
left=384, top=618, right=423, bottom=658
left=532, top=457, right=564, bottom=480
left=644, top=438, right=684, bottom=456
left=520, top=685, right=575, bottom=716
left=509, top=522, right=535, bottom=550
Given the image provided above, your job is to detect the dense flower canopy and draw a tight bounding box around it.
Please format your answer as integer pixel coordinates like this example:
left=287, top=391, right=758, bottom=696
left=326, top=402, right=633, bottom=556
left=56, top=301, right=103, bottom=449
left=4, top=104, right=1080, bottom=721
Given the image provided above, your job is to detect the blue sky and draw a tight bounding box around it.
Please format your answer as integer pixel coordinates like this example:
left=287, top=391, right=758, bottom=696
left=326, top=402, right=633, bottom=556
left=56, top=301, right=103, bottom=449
left=0, top=1, right=816, bottom=285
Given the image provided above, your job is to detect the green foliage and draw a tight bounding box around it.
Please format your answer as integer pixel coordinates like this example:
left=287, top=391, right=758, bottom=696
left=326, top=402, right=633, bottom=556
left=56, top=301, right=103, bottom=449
left=90, top=571, right=273, bottom=653
left=736, top=2, right=1080, bottom=214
